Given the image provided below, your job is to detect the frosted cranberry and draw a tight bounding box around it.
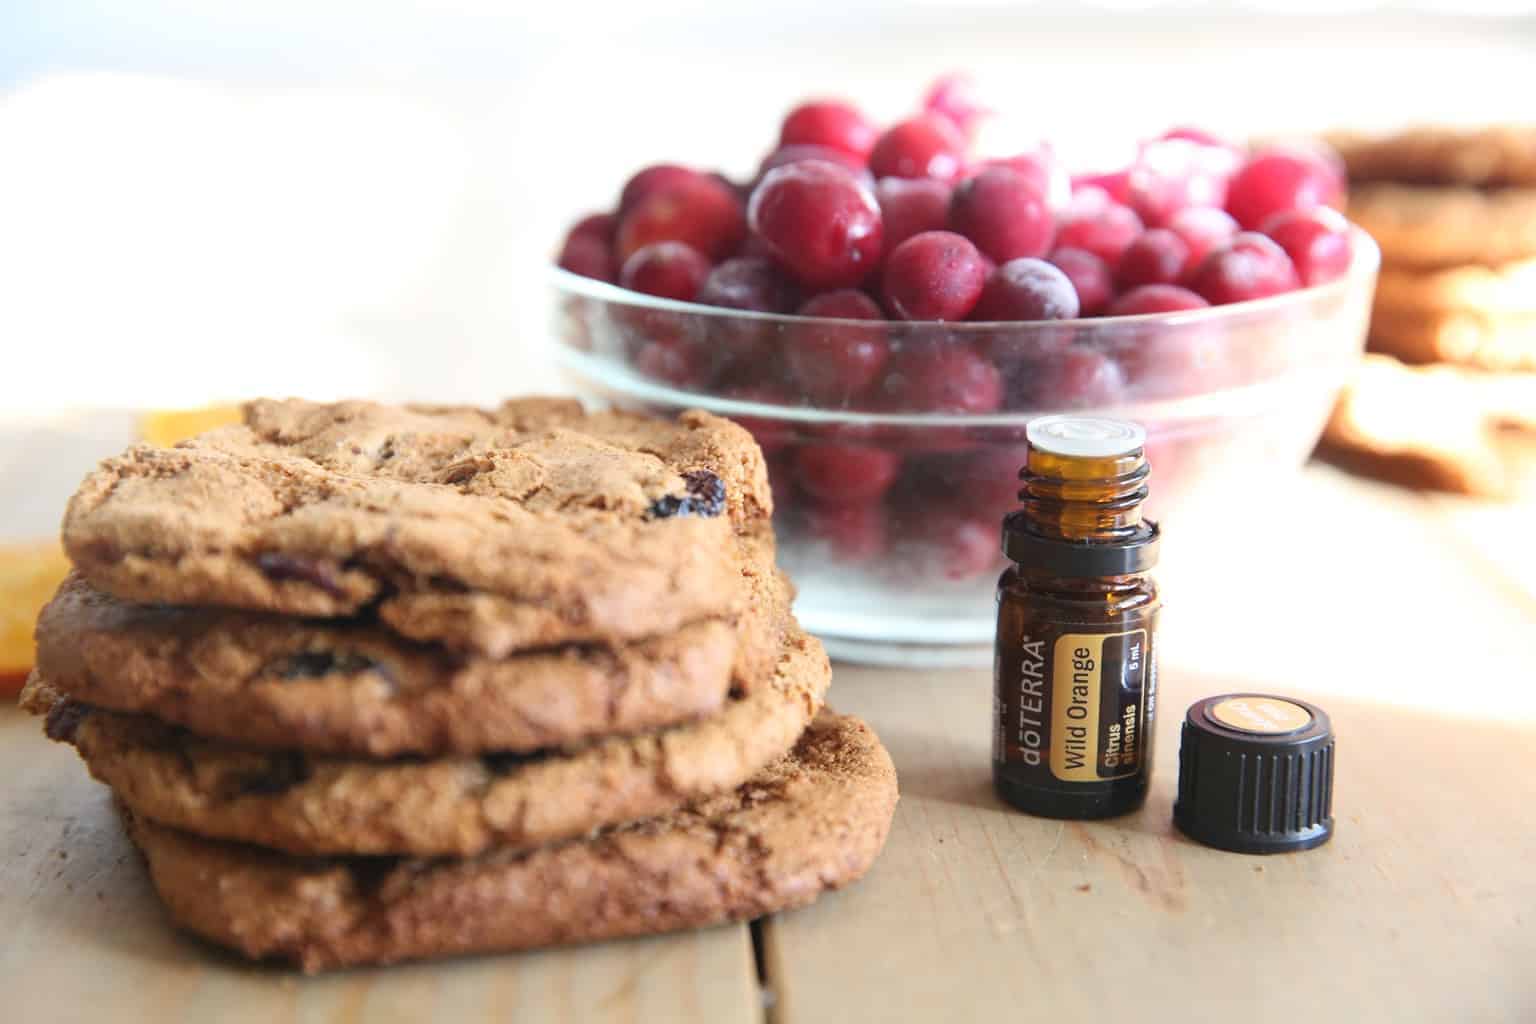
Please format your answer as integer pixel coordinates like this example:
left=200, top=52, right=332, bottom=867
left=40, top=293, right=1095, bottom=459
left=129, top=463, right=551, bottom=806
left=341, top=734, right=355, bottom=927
left=983, top=149, right=1070, bottom=211
left=1225, top=148, right=1345, bottom=230
left=619, top=165, right=703, bottom=215
left=881, top=345, right=1002, bottom=413
left=1164, top=206, right=1239, bottom=274
left=748, top=160, right=884, bottom=289
left=1189, top=232, right=1301, bottom=305
left=972, top=258, right=1079, bottom=322
left=1116, top=229, right=1192, bottom=289
left=868, top=115, right=967, bottom=184
left=1047, top=247, right=1114, bottom=316
left=805, top=501, right=889, bottom=562
left=697, top=258, right=797, bottom=312
left=723, top=387, right=793, bottom=455
left=557, top=232, right=616, bottom=282
left=568, top=212, right=616, bottom=244
left=795, top=444, right=902, bottom=503
left=926, top=513, right=999, bottom=580
left=619, top=242, right=711, bottom=301
left=1126, top=139, right=1232, bottom=226
left=949, top=166, right=1054, bottom=263
left=757, top=144, right=869, bottom=181
left=786, top=290, right=889, bottom=404
left=1054, top=203, right=1144, bottom=269
left=616, top=178, right=745, bottom=263
left=1261, top=207, right=1353, bottom=286
left=875, top=177, right=952, bottom=251
left=779, top=100, right=878, bottom=161
left=1071, top=170, right=1132, bottom=206
left=921, top=73, right=991, bottom=141
left=881, top=231, right=987, bottom=321
left=633, top=338, right=707, bottom=388
left=1108, top=284, right=1210, bottom=316
left=1027, top=347, right=1125, bottom=408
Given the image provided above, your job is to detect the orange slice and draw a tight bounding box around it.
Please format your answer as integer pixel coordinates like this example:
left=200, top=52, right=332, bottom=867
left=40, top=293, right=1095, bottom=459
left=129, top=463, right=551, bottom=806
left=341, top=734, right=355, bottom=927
left=138, top=405, right=241, bottom=446
left=0, top=540, right=71, bottom=696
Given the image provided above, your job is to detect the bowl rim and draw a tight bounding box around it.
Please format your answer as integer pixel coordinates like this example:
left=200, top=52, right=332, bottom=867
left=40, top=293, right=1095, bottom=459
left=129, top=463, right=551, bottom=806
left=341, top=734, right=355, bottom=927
left=550, top=226, right=1380, bottom=330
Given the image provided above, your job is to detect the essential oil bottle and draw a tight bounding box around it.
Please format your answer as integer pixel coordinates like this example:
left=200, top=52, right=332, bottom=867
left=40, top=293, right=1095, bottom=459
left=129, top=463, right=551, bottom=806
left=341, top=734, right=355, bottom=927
left=993, top=415, right=1161, bottom=820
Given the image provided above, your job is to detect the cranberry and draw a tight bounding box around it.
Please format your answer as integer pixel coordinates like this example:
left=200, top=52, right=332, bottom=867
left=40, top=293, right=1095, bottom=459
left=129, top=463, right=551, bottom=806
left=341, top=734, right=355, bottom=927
left=568, top=212, right=616, bottom=244
left=881, top=231, right=987, bottom=321
left=1126, top=139, right=1232, bottom=226
left=1224, top=148, right=1344, bottom=230
left=779, top=100, right=878, bottom=161
left=875, top=177, right=952, bottom=252
left=795, top=443, right=902, bottom=503
left=868, top=115, right=967, bottom=184
left=925, top=513, right=999, bottom=580
left=1188, top=232, right=1301, bottom=305
left=804, top=500, right=889, bottom=562
left=757, top=143, right=869, bottom=181
left=907, top=444, right=1026, bottom=515
left=557, top=232, right=616, bottom=282
left=619, top=241, right=711, bottom=301
left=1164, top=206, right=1239, bottom=275
left=748, top=160, right=884, bottom=289
left=983, top=149, right=1070, bottom=211
left=722, top=387, right=793, bottom=455
left=697, top=257, right=798, bottom=312
left=1053, top=203, right=1144, bottom=269
left=1116, top=229, right=1192, bottom=289
left=949, top=166, right=1054, bottom=263
left=1070, top=170, right=1132, bottom=206
left=1024, top=346, right=1126, bottom=408
left=1160, top=126, right=1233, bottom=150
left=1107, top=284, right=1210, bottom=316
left=619, top=165, right=703, bottom=215
left=616, top=177, right=746, bottom=263
left=1047, top=247, right=1114, bottom=317
left=921, top=73, right=991, bottom=141
left=880, top=344, right=1002, bottom=413
left=1260, top=207, right=1353, bottom=286
left=696, top=258, right=799, bottom=383
left=633, top=338, right=708, bottom=388
left=786, top=290, right=889, bottom=404
left=972, top=258, right=1080, bottom=321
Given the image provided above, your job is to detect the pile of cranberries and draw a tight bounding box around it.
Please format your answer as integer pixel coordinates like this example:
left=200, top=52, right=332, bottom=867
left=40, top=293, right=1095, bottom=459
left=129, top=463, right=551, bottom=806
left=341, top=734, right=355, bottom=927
left=556, top=77, right=1354, bottom=577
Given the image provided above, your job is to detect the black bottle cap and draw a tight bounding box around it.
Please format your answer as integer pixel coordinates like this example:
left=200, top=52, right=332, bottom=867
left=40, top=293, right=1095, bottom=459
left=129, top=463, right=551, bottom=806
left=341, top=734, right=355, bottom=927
left=1174, top=694, right=1335, bottom=854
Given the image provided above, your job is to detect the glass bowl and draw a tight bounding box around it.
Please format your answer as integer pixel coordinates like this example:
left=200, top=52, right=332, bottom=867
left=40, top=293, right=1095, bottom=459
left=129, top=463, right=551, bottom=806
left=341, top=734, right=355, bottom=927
left=551, top=230, right=1378, bottom=665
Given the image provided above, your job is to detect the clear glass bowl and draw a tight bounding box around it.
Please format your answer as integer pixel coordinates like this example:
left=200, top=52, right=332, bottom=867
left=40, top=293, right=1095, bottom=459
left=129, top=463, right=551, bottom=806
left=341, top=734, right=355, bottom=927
left=552, top=231, right=1379, bottom=665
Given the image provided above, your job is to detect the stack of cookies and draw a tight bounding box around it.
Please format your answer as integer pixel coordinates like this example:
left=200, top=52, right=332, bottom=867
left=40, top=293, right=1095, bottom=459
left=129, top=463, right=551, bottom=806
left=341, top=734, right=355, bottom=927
left=20, top=398, right=897, bottom=972
left=1320, top=126, right=1536, bottom=495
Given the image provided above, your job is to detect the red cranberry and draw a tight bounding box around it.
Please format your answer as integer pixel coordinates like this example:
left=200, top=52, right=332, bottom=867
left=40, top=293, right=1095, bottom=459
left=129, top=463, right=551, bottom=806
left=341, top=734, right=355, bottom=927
left=1116, top=229, right=1192, bottom=289
left=1026, top=347, right=1126, bottom=408
left=1164, top=206, right=1239, bottom=275
left=880, top=344, right=1002, bottom=413
left=619, top=165, right=703, bottom=215
left=1070, top=170, right=1132, bottom=206
left=1188, top=232, right=1301, bottom=305
left=881, top=231, right=987, bottom=321
left=786, top=290, right=889, bottom=404
left=779, top=100, right=878, bottom=161
left=757, top=143, right=869, bottom=181
left=1126, top=139, right=1232, bottom=226
left=1225, top=148, right=1345, bottom=230
left=748, top=160, right=884, bottom=289
left=1108, top=284, right=1210, bottom=316
left=616, top=178, right=745, bottom=263
left=697, top=257, right=797, bottom=312
left=1053, top=203, right=1144, bottom=269
left=633, top=338, right=708, bottom=388
left=921, top=73, right=991, bottom=141
left=868, top=115, right=968, bottom=184
left=795, top=443, right=902, bottom=503
left=723, top=387, right=793, bottom=455
left=875, top=177, right=952, bottom=252
left=619, top=241, right=711, bottom=302
left=696, top=258, right=798, bottom=383
left=972, top=258, right=1080, bottom=321
left=907, top=445, right=1026, bottom=515
left=1047, top=247, right=1114, bottom=316
left=804, top=500, right=889, bottom=562
left=1260, top=207, right=1353, bottom=286
left=568, top=212, right=616, bottom=244
left=557, top=232, right=616, bottom=282
left=925, top=512, right=999, bottom=580
left=983, top=148, right=1070, bottom=210
left=949, top=166, right=1054, bottom=263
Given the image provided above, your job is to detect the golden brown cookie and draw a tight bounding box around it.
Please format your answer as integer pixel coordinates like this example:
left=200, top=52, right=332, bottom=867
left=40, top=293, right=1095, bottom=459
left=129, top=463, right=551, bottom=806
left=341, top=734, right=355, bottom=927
left=1368, top=306, right=1536, bottom=372
left=23, top=604, right=830, bottom=857
left=1347, top=183, right=1536, bottom=268
left=1373, top=258, right=1536, bottom=316
left=115, top=710, right=897, bottom=973
left=62, top=398, right=772, bottom=657
left=1331, top=125, right=1536, bottom=188
left=1317, top=354, right=1536, bottom=496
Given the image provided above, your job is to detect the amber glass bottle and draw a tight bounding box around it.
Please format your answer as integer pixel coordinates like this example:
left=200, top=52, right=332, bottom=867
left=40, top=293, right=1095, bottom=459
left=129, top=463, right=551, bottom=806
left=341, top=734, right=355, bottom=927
left=993, top=415, right=1161, bottom=820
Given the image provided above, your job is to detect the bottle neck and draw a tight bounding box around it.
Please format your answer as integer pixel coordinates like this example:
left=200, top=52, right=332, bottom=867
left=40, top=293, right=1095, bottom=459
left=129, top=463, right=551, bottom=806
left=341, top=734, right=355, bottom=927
left=1002, top=444, right=1159, bottom=577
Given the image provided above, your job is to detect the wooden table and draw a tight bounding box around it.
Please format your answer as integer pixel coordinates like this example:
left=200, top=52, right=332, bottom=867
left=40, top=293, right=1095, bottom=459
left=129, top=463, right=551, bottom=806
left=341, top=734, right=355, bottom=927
left=3, top=464, right=1533, bottom=1022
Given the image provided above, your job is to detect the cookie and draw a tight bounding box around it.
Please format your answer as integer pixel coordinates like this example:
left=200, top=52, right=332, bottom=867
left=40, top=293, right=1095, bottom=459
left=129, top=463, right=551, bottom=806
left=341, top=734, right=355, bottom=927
left=1331, top=126, right=1536, bottom=188
left=1374, top=259, right=1536, bottom=316
left=1346, top=183, right=1536, bottom=267
left=62, top=398, right=772, bottom=657
left=1368, top=306, right=1536, bottom=372
left=1318, top=354, right=1536, bottom=497
left=24, top=603, right=831, bottom=857
left=115, top=710, right=897, bottom=973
